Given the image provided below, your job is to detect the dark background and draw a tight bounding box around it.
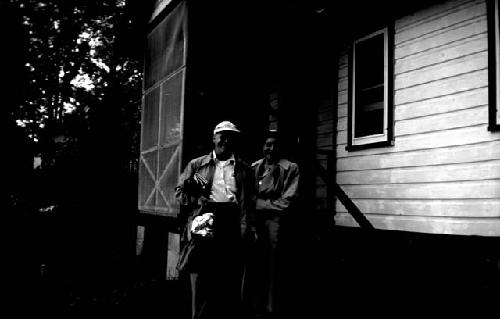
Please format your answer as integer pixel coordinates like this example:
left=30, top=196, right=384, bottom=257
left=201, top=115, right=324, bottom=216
left=3, top=0, right=500, bottom=318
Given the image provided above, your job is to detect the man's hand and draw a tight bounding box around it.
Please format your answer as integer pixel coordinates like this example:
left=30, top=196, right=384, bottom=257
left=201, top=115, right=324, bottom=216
left=193, top=173, right=208, bottom=186
left=184, top=173, right=208, bottom=194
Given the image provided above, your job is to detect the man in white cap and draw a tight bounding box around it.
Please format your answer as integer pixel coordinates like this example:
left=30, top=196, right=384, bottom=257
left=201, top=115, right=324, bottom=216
left=176, top=120, right=255, bottom=319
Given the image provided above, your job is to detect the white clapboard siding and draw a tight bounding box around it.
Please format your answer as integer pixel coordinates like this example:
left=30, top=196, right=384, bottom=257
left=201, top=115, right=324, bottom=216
left=394, top=105, right=488, bottom=136
left=394, top=68, right=488, bottom=105
left=396, top=17, right=486, bottom=60
left=338, top=102, right=347, bottom=117
left=316, top=96, right=336, bottom=150
left=395, top=87, right=488, bottom=120
left=337, top=140, right=500, bottom=171
left=395, top=32, right=487, bottom=75
left=337, top=124, right=499, bottom=155
left=329, top=0, right=500, bottom=236
left=316, top=95, right=335, bottom=211
left=338, top=50, right=349, bottom=67
left=335, top=199, right=500, bottom=217
left=338, top=89, right=347, bottom=103
left=395, top=51, right=487, bottom=91
left=341, top=180, right=500, bottom=199
left=337, top=160, right=500, bottom=184
left=337, top=116, right=347, bottom=131
left=335, top=213, right=500, bottom=236
left=317, top=137, right=334, bottom=148
left=395, top=0, right=475, bottom=32
left=396, top=0, right=485, bottom=45
left=338, top=65, right=348, bottom=80
left=338, top=78, right=348, bottom=92
left=317, top=121, right=335, bottom=136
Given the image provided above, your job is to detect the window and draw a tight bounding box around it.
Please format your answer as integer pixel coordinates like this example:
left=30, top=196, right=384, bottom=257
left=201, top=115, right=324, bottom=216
left=347, top=26, right=394, bottom=150
left=488, top=0, right=500, bottom=131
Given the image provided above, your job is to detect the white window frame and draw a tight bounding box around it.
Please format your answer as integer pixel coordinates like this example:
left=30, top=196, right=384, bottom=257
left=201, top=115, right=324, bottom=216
left=489, top=0, right=500, bottom=131
left=347, top=26, right=394, bottom=150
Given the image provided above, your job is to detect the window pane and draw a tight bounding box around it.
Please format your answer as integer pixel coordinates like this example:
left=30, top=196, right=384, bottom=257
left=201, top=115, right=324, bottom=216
left=144, top=2, right=186, bottom=89
left=355, top=88, right=384, bottom=137
left=159, top=70, right=183, bottom=147
left=141, top=88, right=160, bottom=150
left=354, top=33, right=385, bottom=138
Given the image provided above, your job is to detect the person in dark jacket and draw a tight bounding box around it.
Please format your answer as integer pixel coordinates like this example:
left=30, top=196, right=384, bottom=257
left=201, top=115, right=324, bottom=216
left=175, top=121, right=255, bottom=319
left=251, top=130, right=299, bottom=319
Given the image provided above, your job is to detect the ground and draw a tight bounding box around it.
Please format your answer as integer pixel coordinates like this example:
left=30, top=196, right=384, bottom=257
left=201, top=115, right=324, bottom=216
left=9, top=225, right=500, bottom=318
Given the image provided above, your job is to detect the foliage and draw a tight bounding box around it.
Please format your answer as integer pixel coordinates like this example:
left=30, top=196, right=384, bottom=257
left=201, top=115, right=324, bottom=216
left=12, top=0, right=147, bottom=174
left=2, top=2, right=152, bottom=292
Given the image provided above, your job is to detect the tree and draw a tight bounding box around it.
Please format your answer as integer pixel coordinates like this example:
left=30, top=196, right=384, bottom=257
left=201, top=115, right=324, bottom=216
left=4, top=1, right=151, bottom=294
left=9, top=0, right=149, bottom=209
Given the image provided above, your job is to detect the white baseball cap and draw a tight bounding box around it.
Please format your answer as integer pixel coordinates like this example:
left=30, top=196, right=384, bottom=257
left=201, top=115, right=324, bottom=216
left=213, top=121, right=240, bottom=134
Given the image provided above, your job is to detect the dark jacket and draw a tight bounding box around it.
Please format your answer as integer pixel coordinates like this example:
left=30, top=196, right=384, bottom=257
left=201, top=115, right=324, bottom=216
left=175, top=152, right=255, bottom=240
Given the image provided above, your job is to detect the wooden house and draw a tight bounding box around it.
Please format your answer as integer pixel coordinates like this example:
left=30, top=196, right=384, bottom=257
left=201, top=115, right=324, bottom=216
left=319, top=0, right=500, bottom=236
left=136, top=0, right=500, bottom=282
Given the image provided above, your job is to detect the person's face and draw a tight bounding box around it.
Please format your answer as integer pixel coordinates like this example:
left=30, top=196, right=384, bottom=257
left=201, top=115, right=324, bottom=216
left=213, top=131, right=236, bottom=157
left=263, top=137, right=279, bottom=162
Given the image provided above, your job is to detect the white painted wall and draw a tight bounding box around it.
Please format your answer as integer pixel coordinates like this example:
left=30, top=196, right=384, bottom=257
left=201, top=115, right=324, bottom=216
left=318, top=0, right=500, bottom=235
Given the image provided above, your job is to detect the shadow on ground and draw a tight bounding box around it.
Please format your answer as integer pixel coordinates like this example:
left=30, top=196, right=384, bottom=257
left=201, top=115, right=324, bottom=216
left=8, top=222, right=500, bottom=318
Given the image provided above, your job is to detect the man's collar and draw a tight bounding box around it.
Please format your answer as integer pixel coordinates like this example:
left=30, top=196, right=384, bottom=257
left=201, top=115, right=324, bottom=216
left=251, top=158, right=264, bottom=167
left=199, top=152, right=214, bottom=166
left=252, top=158, right=290, bottom=170
left=212, top=151, right=235, bottom=164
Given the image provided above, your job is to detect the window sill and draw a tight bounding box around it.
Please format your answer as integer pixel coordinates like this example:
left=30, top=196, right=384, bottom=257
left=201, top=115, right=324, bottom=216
left=488, top=124, right=500, bottom=132
left=346, top=140, right=394, bottom=152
